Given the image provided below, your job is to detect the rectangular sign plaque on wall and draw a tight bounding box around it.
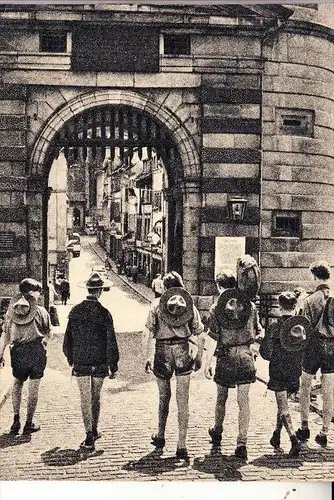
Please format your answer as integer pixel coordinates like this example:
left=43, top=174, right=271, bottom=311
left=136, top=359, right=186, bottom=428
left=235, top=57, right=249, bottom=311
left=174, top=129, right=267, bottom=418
left=214, top=236, right=246, bottom=279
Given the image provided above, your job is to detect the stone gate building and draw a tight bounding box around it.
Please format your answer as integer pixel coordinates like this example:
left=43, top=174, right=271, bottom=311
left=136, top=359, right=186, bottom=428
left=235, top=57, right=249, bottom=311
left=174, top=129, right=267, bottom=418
left=0, top=3, right=333, bottom=316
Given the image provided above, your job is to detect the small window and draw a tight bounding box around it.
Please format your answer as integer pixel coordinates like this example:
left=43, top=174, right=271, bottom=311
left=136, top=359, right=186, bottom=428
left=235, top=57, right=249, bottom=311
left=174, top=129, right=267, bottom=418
left=0, top=232, right=15, bottom=254
left=276, top=108, right=314, bottom=137
left=272, top=211, right=302, bottom=238
left=39, top=32, right=67, bottom=53
left=163, top=34, right=191, bottom=55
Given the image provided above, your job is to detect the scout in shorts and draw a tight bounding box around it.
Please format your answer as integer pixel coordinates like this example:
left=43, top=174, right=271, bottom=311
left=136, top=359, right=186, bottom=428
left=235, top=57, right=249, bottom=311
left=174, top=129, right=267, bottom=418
left=63, top=272, right=119, bottom=451
left=204, top=270, right=262, bottom=460
left=145, top=271, right=204, bottom=460
left=0, top=278, right=52, bottom=435
left=260, top=292, right=312, bottom=456
left=296, top=261, right=334, bottom=448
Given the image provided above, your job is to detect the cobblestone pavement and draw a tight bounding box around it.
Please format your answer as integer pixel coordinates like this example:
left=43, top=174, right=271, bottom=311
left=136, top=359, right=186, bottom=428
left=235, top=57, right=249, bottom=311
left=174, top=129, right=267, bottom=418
left=1, top=238, right=334, bottom=481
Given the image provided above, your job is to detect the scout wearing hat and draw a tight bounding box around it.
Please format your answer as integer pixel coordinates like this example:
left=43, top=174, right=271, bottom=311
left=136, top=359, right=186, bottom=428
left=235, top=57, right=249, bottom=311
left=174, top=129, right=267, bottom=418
left=204, top=270, right=263, bottom=461
left=260, top=291, right=312, bottom=457
left=144, top=271, right=204, bottom=460
left=0, top=278, right=51, bottom=436
left=63, top=271, right=119, bottom=451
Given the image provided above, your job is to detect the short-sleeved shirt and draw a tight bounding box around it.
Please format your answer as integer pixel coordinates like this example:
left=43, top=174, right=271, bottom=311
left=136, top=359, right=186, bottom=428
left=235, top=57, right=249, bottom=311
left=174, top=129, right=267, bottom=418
left=208, top=300, right=261, bottom=350
left=303, top=284, right=331, bottom=337
left=145, top=297, right=204, bottom=340
left=3, top=306, right=52, bottom=346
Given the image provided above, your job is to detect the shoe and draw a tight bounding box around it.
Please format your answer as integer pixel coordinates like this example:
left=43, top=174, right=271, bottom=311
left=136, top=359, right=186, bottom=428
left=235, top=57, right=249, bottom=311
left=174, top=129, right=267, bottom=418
left=80, top=432, right=95, bottom=451
left=22, top=423, right=40, bottom=435
left=9, top=420, right=20, bottom=435
left=93, top=429, right=102, bottom=441
left=289, top=436, right=301, bottom=457
left=315, top=433, right=327, bottom=448
left=176, top=448, right=189, bottom=460
left=208, top=427, right=222, bottom=446
left=151, top=434, right=165, bottom=449
left=296, top=427, right=310, bottom=442
left=270, top=430, right=281, bottom=449
left=235, top=445, right=248, bottom=460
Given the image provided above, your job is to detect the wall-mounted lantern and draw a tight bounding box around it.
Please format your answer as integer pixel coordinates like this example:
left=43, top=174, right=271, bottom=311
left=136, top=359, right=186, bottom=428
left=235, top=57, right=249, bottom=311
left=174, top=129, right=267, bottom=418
left=227, top=196, right=248, bottom=222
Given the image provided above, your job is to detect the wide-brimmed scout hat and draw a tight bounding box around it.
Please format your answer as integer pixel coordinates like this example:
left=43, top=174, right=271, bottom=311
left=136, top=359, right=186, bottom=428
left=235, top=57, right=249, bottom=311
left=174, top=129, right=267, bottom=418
left=6, top=294, right=38, bottom=325
left=215, top=288, right=251, bottom=330
left=159, top=287, right=194, bottom=327
left=280, top=315, right=312, bottom=352
left=78, top=272, right=113, bottom=291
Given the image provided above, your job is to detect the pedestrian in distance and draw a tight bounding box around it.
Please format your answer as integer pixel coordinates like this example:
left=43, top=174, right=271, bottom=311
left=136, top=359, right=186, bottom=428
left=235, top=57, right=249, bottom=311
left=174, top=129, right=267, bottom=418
left=144, top=271, right=204, bottom=460
left=0, top=278, right=52, bottom=436
left=151, top=273, right=164, bottom=298
left=59, top=276, right=70, bottom=305
left=260, top=291, right=312, bottom=456
left=204, top=269, right=263, bottom=460
left=63, top=272, right=119, bottom=451
left=296, top=261, right=334, bottom=448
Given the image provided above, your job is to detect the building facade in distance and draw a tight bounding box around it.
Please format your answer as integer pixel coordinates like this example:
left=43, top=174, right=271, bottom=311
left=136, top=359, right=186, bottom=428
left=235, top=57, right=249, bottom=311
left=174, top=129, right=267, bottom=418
left=0, top=3, right=333, bottom=318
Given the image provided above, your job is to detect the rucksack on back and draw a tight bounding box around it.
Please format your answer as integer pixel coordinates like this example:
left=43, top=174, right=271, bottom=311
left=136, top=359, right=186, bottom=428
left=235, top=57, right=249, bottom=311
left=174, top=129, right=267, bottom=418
left=236, top=255, right=261, bottom=300
left=317, top=296, right=334, bottom=338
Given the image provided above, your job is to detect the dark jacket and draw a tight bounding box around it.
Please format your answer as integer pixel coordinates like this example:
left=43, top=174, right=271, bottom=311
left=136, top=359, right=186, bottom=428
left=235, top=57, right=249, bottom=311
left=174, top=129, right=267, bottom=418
left=63, top=296, right=119, bottom=371
left=261, top=315, right=304, bottom=382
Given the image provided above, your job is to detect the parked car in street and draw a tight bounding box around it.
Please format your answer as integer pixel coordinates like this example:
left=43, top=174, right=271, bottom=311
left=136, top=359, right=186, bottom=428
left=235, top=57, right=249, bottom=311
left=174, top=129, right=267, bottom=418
left=67, top=238, right=81, bottom=258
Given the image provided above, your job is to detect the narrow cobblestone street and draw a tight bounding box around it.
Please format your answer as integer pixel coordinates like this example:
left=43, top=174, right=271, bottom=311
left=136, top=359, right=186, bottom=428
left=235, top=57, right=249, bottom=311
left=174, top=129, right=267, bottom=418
left=1, top=238, right=334, bottom=481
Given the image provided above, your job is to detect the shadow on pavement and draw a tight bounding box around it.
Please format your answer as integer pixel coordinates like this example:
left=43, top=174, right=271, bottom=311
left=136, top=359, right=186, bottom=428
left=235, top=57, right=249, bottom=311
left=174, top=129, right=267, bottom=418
left=251, top=445, right=334, bottom=468
left=41, top=446, right=104, bottom=466
left=123, top=449, right=187, bottom=475
left=0, top=432, right=31, bottom=449
left=192, top=448, right=243, bottom=481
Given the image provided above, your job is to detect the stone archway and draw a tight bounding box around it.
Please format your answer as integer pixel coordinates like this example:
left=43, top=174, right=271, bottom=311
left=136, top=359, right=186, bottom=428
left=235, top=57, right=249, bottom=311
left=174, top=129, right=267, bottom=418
left=28, top=89, right=202, bottom=295
left=30, top=89, right=200, bottom=180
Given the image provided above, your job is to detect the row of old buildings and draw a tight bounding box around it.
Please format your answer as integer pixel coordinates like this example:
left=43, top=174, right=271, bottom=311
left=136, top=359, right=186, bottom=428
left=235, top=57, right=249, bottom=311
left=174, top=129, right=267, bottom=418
left=0, top=3, right=333, bottom=321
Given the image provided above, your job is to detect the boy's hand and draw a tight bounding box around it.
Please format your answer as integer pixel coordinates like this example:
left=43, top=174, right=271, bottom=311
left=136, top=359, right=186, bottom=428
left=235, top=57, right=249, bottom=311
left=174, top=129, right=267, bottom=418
left=204, top=362, right=214, bottom=379
left=108, top=367, right=117, bottom=379
left=145, top=359, right=153, bottom=373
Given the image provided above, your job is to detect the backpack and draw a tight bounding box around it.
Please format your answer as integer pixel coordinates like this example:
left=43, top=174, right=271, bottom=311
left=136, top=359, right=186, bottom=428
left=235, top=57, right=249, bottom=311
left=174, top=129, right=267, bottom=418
left=316, top=296, right=334, bottom=338
left=236, top=255, right=261, bottom=299
left=259, top=322, right=279, bottom=361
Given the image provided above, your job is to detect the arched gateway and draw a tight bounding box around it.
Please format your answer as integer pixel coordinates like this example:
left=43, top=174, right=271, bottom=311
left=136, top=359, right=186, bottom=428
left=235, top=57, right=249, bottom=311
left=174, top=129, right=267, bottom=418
left=28, top=89, right=202, bottom=297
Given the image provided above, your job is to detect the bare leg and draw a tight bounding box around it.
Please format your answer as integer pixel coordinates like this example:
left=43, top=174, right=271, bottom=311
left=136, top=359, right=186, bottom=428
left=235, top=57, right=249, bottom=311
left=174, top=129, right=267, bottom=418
left=237, top=384, right=250, bottom=445
left=91, top=376, right=104, bottom=433
left=175, top=374, right=190, bottom=449
left=12, top=378, right=24, bottom=417
left=320, top=373, right=334, bottom=435
left=275, top=390, right=295, bottom=437
left=156, top=377, right=171, bottom=439
left=76, top=376, right=92, bottom=433
left=300, top=371, right=314, bottom=428
left=26, top=379, right=41, bottom=424
left=214, top=384, right=228, bottom=432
